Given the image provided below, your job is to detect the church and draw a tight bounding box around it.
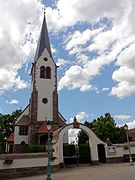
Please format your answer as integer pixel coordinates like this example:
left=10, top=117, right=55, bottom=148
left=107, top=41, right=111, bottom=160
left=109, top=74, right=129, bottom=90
left=13, top=12, right=67, bottom=152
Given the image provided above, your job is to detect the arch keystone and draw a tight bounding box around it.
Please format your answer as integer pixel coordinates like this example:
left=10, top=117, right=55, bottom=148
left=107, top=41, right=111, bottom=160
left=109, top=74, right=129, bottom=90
left=73, top=117, right=79, bottom=128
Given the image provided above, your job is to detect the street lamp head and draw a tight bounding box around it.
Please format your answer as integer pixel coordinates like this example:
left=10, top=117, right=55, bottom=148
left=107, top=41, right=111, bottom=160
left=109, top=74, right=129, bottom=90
left=124, top=124, right=128, bottom=131
left=47, top=120, right=51, bottom=131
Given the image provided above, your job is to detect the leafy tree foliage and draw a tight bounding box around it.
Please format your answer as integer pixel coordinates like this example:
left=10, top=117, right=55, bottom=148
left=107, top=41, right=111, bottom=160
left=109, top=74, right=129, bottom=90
left=78, top=113, right=126, bottom=144
left=92, top=113, right=116, bottom=142
left=0, top=109, right=22, bottom=142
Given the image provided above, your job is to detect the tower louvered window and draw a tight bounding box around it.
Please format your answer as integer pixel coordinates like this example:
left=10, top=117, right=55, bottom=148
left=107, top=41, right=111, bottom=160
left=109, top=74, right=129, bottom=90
left=40, top=66, right=45, bottom=78
left=46, top=66, right=51, bottom=79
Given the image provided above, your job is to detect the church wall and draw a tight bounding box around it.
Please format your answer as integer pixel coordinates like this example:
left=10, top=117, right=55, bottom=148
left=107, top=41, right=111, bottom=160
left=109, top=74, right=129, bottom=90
left=14, top=126, right=28, bottom=144
left=14, top=106, right=29, bottom=144
left=35, top=49, right=56, bottom=122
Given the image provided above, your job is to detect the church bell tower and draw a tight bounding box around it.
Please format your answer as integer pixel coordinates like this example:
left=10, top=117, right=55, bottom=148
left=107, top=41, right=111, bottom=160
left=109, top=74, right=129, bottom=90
left=29, top=13, right=59, bottom=144
left=14, top=12, right=66, bottom=149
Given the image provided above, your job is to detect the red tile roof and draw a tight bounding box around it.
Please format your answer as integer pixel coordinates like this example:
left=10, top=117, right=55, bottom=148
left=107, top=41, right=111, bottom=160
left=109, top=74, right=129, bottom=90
left=7, top=133, right=14, bottom=143
left=38, top=122, right=54, bottom=134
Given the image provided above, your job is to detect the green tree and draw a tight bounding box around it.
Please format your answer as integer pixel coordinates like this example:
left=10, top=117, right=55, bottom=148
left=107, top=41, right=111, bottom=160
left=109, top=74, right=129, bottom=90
left=78, top=113, right=126, bottom=144
left=92, top=113, right=116, bottom=142
left=113, top=126, right=126, bottom=143
left=0, top=109, right=22, bottom=140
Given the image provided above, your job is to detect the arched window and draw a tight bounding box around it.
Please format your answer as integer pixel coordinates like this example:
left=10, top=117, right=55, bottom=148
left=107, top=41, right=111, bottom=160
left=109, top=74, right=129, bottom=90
left=40, top=66, right=45, bottom=78
left=46, top=66, right=51, bottom=79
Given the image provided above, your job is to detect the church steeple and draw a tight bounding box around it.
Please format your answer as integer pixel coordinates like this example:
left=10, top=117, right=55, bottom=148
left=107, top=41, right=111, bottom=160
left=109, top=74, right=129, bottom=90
left=34, top=12, right=52, bottom=61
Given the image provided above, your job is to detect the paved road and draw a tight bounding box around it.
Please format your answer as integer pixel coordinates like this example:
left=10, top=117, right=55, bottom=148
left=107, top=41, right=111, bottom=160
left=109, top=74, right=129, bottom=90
left=15, top=163, right=135, bottom=180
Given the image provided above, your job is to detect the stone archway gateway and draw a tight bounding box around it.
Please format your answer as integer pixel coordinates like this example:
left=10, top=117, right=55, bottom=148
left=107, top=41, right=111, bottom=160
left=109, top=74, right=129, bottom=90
left=52, top=118, right=107, bottom=166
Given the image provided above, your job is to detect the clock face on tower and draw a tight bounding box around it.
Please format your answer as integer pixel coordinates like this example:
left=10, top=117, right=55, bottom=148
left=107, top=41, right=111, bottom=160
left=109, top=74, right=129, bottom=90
left=42, top=98, right=48, bottom=104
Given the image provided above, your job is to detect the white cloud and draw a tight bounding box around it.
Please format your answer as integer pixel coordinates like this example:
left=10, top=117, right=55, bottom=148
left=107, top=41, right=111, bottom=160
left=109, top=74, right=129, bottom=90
left=110, top=80, right=135, bottom=99
left=58, top=54, right=113, bottom=92
left=53, top=0, right=135, bottom=98
left=6, top=99, right=19, bottom=105
left=110, top=43, right=135, bottom=98
left=56, top=58, right=70, bottom=67
left=76, top=111, right=89, bottom=123
left=68, top=129, right=80, bottom=144
left=69, top=111, right=89, bottom=123
left=102, top=87, right=110, bottom=92
left=47, top=0, right=125, bottom=30
left=1, top=0, right=135, bottom=99
left=87, top=29, right=116, bottom=54
left=114, top=114, right=131, bottom=121
left=59, top=20, right=135, bottom=93
left=51, top=45, right=57, bottom=54
left=116, top=43, right=135, bottom=69
left=58, top=65, right=94, bottom=91
left=0, top=68, right=28, bottom=92
left=127, top=120, right=135, bottom=129
left=66, top=28, right=102, bottom=53
left=0, top=0, right=43, bottom=92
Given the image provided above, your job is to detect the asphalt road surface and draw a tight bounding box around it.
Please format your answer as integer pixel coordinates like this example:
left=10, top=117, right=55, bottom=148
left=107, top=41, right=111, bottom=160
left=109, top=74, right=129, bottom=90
left=15, top=163, right=135, bottom=180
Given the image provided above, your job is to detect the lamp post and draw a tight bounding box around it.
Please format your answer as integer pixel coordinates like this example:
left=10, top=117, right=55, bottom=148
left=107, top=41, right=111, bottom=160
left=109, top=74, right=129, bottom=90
left=46, top=121, right=52, bottom=180
left=75, top=137, right=79, bottom=167
left=124, top=124, right=133, bottom=165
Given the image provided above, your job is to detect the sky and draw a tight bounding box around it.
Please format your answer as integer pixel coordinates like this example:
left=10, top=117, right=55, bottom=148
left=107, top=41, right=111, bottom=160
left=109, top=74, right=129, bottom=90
left=0, top=0, right=135, bottom=141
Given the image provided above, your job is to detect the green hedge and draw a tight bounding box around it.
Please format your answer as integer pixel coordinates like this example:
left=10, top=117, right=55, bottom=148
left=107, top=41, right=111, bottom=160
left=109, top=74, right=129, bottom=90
left=63, top=144, right=75, bottom=156
left=0, top=141, right=6, bottom=153
left=79, top=144, right=91, bottom=163
left=26, top=145, right=46, bottom=153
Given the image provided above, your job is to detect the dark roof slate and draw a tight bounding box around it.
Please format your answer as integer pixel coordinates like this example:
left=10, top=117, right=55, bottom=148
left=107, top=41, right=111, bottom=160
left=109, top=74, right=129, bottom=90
left=34, top=13, right=52, bottom=62
left=16, top=115, right=30, bottom=126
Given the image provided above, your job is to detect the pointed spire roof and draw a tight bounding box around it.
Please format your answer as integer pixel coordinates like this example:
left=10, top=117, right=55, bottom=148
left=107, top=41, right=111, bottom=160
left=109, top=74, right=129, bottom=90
left=34, top=12, right=52, bottom=61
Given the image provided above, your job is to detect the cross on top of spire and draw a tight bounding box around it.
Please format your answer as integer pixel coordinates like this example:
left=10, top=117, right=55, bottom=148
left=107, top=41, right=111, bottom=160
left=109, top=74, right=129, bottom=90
left=43, top=5, right=46, bottom=15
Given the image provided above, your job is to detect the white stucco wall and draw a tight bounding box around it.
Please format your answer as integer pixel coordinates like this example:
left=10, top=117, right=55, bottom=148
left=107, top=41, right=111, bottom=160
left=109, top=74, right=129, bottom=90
left=107, top=143, right=135, bottom=158
left=35, top=49, right=56, bottom=122
left=79, top=124, right=107, bottom=161
left=63, top=132, right=68, bottom=144
left=14, top=106, right=29, bottom=144
left=14, top=126, right=28, bottom=144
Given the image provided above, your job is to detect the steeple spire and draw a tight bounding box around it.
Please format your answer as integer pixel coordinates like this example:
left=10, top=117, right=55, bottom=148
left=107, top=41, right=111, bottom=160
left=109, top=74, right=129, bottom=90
left=34, top=11, right=52, bottom=61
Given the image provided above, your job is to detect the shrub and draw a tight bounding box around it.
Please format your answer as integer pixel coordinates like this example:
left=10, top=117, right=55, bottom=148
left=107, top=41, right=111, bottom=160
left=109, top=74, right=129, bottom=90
left=63, top=144, right=75, bottom=156
left=0, top=141, right=6, bottom=153
left=26, top=145, right=46, bottom=153
left=79, top=144, right=91, bottom=163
